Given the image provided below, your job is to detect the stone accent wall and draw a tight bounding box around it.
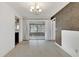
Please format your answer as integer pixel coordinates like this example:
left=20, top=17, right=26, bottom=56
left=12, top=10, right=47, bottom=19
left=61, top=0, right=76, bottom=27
left=53, top=3, right=79, bottom=45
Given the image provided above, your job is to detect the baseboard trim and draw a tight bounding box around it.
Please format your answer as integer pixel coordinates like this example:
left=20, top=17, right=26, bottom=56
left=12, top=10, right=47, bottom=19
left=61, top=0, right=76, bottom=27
left=2, top=45, right=15, bottom=57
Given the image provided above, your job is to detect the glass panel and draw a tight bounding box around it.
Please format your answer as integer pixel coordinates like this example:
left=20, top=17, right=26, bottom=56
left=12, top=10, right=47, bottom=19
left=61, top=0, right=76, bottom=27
left=38, top=24, right=45, bottom=32
left=30, top=24, right=37, bottom=32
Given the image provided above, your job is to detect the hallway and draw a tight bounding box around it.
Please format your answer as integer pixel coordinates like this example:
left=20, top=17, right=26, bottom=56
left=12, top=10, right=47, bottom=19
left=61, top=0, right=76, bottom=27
left=5, top=40, right=70, bottom=57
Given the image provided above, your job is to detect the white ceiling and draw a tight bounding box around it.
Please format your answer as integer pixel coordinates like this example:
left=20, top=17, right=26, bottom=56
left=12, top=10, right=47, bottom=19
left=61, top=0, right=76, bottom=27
left=6, top=2, right=69, bottom=19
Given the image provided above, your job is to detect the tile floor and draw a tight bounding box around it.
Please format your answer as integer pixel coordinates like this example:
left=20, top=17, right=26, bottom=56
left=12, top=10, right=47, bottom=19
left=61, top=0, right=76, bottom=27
left=5, top=40, right=71, bottom=57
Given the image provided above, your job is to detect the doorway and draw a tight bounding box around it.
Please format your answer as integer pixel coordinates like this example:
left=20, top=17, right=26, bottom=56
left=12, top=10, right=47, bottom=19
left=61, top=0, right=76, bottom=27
left=15, top=16, right=20, bottom=45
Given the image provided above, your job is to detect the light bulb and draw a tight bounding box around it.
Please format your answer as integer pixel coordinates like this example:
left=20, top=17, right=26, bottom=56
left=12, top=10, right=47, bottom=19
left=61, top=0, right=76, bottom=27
left=39, top=9, right=42, bottom=12
left=17, top=25, right=19, bottom=30
left=31, top=6, right=34, bottom=9
left=36, top=5, right=39, bottom=9
left=30, top=9, right=33, bottom=12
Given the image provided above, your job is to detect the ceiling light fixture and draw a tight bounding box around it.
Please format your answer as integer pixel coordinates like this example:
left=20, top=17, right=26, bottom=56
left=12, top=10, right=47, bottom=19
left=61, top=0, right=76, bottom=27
left=30, top=2, right=42, bottom=15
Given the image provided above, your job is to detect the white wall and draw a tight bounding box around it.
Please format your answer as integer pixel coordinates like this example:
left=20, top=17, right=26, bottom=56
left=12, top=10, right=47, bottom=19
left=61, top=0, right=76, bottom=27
left=45, top=20, right=51, bottom=40
left=0, top=3, right=21, bottom=56
left=62, top=30, right=79, bottom=57
left=45, top=20, right=56, bottom=40
left=23, top=20, right=29, bottom=40
left=52, top=20, right=56, bottom=40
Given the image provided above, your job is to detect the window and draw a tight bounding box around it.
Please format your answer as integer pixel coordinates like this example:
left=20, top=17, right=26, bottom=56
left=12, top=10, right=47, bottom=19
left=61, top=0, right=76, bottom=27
left=30, top=24, right=45, bottom=33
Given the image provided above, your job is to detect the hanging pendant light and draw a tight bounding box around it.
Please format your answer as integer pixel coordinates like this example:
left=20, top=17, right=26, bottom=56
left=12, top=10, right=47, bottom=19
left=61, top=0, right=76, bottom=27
left=30, top=2, right=42, bottom=15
